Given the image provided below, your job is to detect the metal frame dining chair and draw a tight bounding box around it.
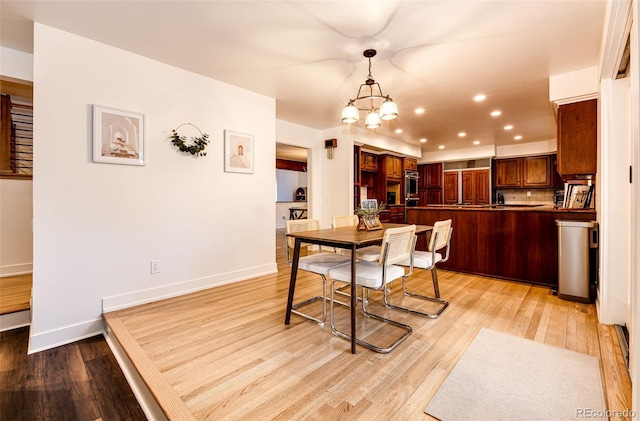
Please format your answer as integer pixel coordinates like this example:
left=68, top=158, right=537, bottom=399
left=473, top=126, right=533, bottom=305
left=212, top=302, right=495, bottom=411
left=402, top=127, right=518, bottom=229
left=388, top=219, right=453, bottom=318
left=285, top=219, right=350, bottom=325
left=328, top=224, right=416, bottom=353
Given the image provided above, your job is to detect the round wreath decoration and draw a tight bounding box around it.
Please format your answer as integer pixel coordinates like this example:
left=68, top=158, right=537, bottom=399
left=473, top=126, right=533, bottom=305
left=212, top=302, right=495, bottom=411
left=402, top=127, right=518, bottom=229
left=170, top=123, right=209, bottom=157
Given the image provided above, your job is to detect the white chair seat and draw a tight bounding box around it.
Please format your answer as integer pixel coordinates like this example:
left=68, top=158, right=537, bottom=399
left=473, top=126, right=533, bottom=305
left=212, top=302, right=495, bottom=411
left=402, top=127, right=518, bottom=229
left=329, top=261, right=406, bottom=289
left=397, top=251, right=443, bottom=269
left=299, top=253, right=350, bottom=275
left=337, top=245, right=382, bottom=261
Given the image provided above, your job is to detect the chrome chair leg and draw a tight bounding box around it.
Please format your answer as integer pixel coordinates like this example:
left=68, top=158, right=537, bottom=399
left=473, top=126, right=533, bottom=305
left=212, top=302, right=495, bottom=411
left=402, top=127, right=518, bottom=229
left=330, top=279, right=412, bottom=353
left=383, top=267, right=449, bottom=319
left=291, top=275, right=327, bottom=325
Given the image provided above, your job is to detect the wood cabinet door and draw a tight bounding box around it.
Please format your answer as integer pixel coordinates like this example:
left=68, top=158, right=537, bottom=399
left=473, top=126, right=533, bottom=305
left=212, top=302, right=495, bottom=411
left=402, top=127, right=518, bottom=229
left=386, top=156, right=402, bottom=179
left=522, top=155, right=551, bottom=187
left=403, top=158, right=417, bottom=171
left=362, top=152, right=378, bottom=171
left=418, top=165, right=429, bottom=189
left=427, top=163, right=443, bottom=188
left=474, top=169, right=490, bottom=204
left=557, top=99, right=597, bottom=176
left=427, top=189, right=443, bottom=205
left=494, top=158, right=521, bottom=187
left=443, top=172, right=459, bottom=204
left=461, top=171, right=474, bottom=204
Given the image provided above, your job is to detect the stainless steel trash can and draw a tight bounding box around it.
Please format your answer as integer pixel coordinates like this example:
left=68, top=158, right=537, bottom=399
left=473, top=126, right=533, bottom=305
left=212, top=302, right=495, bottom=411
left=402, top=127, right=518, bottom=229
left=556, top=220, right=598, bottom=303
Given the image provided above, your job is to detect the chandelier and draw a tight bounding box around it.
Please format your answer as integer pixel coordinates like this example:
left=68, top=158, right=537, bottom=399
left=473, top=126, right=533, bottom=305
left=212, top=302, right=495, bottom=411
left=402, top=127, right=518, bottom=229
left=341, top=49, right=398, bottom=129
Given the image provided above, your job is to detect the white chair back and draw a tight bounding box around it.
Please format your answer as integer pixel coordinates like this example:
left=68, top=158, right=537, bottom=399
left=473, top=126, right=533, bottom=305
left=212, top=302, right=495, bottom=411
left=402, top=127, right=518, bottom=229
left=286, top=219, right=320, bottom=250
left=378, top=225, right=416, bottom=266
left=428, top=219, right=452, bottom=252
left=332, top=214, right=358, bottom=228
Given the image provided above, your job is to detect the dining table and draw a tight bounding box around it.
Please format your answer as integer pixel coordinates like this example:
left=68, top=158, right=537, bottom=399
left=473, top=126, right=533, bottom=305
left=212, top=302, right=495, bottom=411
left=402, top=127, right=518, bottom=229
left=284, top=223, right=433, bottom=354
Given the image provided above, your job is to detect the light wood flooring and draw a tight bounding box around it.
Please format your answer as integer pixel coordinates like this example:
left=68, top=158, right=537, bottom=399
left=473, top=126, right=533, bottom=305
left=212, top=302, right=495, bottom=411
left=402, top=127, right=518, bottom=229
left=0, top=274, right=31, bottom=315
left=105, top=229, right=632, bottom=420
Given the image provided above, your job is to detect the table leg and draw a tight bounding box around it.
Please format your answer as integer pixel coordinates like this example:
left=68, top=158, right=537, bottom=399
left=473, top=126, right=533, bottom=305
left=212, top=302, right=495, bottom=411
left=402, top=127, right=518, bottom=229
left=285, top=238, right=302, bottom=325
left=350, top=243, right=357, bottom=354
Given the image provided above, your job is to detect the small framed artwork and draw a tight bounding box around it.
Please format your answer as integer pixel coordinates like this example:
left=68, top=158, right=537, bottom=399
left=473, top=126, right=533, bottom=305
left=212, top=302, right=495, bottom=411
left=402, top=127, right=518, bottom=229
left=224, top=130, right=254, bottom=174
left=93, top=105, right=145, bottom=166
left=567, top=185, right=593, bottom=208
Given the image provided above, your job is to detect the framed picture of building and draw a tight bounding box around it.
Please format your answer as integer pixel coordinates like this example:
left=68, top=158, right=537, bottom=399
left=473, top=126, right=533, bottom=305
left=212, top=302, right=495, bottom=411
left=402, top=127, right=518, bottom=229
left=92, top=105, right=145, bottom=166
left=224, top=130, right=254, bottom=174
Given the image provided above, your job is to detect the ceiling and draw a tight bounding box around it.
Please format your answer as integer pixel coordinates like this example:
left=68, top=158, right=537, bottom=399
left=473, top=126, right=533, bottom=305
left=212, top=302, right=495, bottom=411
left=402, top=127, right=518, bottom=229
left=1, top=1, right=607, bottom=155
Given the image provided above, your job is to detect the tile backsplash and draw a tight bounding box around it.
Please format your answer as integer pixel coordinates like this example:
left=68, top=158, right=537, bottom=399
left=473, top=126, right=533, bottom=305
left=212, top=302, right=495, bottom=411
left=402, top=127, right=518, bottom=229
left=497, top=188, right=556, bottom=205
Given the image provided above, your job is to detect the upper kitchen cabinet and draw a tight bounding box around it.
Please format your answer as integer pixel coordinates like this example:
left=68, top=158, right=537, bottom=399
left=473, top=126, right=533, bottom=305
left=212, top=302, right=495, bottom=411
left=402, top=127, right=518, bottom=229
left=384, top=155, right=403, bottom=180
left=418, top=163, right=443, bottom=189
left=360, top=151, right=378, bottom=172
left=403, top=157, right=418, bottom=172
left=557, top=99, right=597, bottom=176
left=461, top=169, right=490, bottom=205
left=494, top=154, right=560, bottom=188
left=494, top=158, right=521, bottom=188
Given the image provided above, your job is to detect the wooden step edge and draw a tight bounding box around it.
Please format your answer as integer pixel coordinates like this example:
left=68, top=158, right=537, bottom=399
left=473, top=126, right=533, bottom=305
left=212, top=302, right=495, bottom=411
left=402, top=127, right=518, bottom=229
left=103, top=312, right=196, bottom=421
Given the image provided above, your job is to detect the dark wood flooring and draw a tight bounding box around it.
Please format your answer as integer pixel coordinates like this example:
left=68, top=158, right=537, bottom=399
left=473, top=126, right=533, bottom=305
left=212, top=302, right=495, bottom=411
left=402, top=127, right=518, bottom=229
left=0, top=327, right=145, bottom=421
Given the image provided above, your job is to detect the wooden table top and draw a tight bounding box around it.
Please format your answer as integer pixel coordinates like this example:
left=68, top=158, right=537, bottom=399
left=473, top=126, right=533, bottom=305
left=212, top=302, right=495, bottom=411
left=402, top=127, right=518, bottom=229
left=286, top=223, right=432, bottom=248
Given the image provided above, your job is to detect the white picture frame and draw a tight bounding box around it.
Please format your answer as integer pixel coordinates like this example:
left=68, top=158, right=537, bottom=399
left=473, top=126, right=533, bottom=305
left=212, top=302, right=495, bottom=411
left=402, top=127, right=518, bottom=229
left=224, top=130, right=254, bottom=174
left=92, top=105, right=145, bottom=166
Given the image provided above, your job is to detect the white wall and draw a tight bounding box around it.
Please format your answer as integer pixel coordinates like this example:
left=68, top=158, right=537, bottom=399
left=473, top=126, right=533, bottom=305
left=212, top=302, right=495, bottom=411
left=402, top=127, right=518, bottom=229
left=0, top=47, right=34, bottom=276
left=30, top=24, right=277, bottom=352
left=276, top=169, right=306, bottom=202
left=0, top=179, right=33, bottom=276
left=0, top=47, right=34, bottom=81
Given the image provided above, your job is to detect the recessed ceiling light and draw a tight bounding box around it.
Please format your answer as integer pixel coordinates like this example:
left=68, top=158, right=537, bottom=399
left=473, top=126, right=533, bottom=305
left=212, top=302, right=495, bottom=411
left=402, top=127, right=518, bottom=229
left=473, top=140, right=480, bottom=145
left=458, top=132, right=466, bottom=137
left=514, top=135, right=523, bottom=140
left=420, top=138, right=427, bottom=143
left=415, top=108, right=425, bottom=114
left=490, top=110, right=502, bottom=117
left=395, top=129, right=403, bottom=134
left=504, top=125, right=513, bottom=130
left=438, top=145, right=445, bottom=150
left=473, top=94, right=486, bottom=102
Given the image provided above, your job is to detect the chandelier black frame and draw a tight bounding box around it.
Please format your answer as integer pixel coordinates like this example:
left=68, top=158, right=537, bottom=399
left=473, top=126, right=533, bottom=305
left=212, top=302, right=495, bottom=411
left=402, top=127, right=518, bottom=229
left=341, top=49, right=398, bottom=129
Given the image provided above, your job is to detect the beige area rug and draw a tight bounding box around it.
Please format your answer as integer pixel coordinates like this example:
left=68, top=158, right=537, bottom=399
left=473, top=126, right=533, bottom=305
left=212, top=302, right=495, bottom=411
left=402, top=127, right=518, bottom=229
left=425, top=328, right=606, bottom=421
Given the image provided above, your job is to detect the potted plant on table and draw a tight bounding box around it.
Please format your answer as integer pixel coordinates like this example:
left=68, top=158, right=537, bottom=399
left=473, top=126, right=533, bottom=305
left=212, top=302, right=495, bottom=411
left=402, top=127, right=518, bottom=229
left=355, top=200, right=386, bottom=231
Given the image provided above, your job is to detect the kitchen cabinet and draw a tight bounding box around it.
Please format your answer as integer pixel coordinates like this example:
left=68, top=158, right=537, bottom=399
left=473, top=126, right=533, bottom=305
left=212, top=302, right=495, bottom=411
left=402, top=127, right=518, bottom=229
left=360, top=151, right=378, bottom=172
left=378, top=205, right=405, bottom=223
left=557, top=99, right=597, bottom=176
left=494, top=158, right=521, bottom=188
left=443, top=172, right=459, bottom=204
left=403, top=157, right=418, bottom=171
left=494, top=154, right=559, bottom=188
left=407, top=207, right=597, bottom=288
left=418, top=163, right=443, bottom=189
left=462, top=169, right=490, bottom=205
left=385, top=155, right=403, bottom=179
left=427, top=189, right=443, bottom=204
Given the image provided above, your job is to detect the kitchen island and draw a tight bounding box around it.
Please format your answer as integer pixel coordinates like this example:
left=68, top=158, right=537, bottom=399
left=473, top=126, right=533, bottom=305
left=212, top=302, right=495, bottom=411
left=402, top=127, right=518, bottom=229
left=407, top=205, right=596, bottom=288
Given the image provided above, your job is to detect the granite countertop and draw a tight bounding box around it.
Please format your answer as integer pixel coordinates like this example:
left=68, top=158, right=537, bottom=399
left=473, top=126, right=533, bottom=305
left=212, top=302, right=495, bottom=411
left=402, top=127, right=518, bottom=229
left=412, top=204, right=595, bottom=213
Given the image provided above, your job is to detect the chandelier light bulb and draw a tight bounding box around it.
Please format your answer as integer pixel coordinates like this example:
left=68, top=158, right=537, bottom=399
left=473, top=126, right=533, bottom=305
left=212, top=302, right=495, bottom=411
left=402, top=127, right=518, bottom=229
left=341, top=103, right=359, bottom=124
left=380, top=97, right=398, bottom=120
left=365, top=111, right=381, bottom=129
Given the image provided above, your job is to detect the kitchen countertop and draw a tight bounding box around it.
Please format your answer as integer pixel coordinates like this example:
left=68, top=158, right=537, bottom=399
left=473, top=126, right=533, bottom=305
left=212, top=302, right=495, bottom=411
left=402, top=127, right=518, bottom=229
left=413, top=204, right=595, bottom=213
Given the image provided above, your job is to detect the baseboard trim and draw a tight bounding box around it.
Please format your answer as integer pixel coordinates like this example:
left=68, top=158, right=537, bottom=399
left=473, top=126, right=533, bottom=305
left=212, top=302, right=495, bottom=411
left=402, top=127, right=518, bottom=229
left=27, top=317, right=103, bottom=354
left=102, top=263, right=278, bottom=313
left=104, top=324, right=168, bottom=421
left=0, top=263, right=32, bottom=277
left=0, top=310, right=30, bottom=332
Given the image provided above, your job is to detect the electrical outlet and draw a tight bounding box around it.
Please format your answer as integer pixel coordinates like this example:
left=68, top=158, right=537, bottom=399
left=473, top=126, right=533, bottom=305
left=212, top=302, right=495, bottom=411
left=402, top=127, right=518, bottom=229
left=527, top=191, right=531, bottom=197
left=151, top=260, right=161, bottom=274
